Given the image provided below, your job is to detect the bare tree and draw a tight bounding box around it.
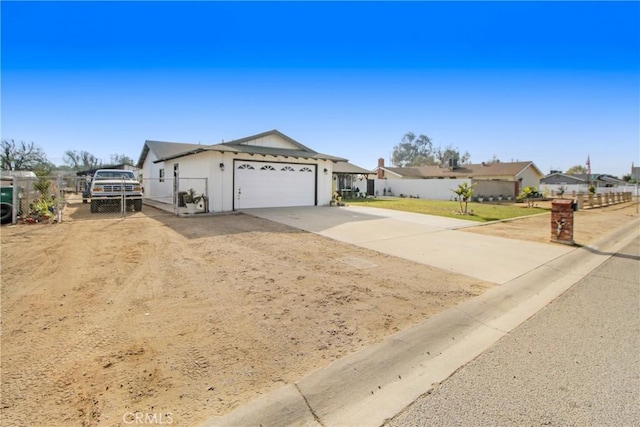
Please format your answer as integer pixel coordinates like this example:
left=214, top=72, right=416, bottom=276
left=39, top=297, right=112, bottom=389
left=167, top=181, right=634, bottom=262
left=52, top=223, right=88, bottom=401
left=1, top=139, right=51, bottom=171
left=63, top=150, right=101, bottom=170
left=110, top=153, right=134, bottom=165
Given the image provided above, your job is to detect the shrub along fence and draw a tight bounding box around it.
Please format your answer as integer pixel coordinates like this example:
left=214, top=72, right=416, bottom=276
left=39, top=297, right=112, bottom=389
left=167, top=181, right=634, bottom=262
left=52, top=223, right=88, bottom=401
left=1, top=174, right=152, bottom=224
left=0, top=175, right=69, bottom=225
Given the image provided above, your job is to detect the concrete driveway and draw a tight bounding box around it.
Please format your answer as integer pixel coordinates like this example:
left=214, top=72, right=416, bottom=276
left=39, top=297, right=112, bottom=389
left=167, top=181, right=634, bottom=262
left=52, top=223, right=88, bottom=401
left=244, top=205, right=573, bottom=285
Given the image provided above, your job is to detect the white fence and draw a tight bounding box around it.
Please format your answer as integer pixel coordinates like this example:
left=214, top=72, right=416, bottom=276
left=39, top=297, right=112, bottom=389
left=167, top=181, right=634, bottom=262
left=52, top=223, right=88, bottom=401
left=370, top=179, right=638, bottom=201
left=540, top=183, right=638, bottom=197
left=374, top=178, right=471, bottom=200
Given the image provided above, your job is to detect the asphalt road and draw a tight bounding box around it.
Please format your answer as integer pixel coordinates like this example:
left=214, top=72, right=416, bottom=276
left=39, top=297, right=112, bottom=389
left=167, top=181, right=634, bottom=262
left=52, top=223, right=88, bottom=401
left=387, top=235, right=640, bottom=427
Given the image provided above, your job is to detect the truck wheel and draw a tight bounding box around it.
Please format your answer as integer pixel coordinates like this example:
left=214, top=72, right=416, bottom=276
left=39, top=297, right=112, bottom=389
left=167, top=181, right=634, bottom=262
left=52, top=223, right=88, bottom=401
left=90, top=200, right=98, bottom=213
left=1, top=203, right=13, bottom=224
left=134, top=199, right=142, bottom=211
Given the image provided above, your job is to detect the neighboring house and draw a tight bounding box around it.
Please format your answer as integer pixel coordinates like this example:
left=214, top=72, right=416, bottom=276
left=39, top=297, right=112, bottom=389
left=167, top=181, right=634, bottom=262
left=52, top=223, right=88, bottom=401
left=332, top=161, right=374, bottom=196
left=540, top=173, right=587, bottom=186
left=373, top=158, right=543, bottom=197
left=137, top=130, right=346, bottom=211
left=541, top=173, right=627, bottom=188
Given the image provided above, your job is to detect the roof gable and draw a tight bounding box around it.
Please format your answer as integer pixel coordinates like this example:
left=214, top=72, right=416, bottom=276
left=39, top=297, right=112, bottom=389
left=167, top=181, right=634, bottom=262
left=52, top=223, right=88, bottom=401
left=220, top=130, right=316, bottom=153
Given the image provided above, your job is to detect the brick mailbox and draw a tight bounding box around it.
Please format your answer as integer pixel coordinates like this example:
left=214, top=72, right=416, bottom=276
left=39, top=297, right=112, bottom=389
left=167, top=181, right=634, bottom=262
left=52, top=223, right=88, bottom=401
left=551, top=199, right=575, bottom=245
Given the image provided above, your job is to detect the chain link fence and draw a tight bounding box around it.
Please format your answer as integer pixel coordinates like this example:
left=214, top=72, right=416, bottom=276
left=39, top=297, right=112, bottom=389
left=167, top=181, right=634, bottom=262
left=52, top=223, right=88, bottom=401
left=0, top=173, right=213, bottom=225
left=1, top=174, right=61, bottom=225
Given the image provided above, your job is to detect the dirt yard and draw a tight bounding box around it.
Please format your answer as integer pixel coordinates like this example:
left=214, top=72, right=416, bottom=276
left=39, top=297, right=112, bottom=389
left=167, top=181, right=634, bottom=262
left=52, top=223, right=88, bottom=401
left=1, top=203, right=495, bottom=426
left=463, top=200, right=639, bottom=245
left=1, top=200, right=637, bottom=426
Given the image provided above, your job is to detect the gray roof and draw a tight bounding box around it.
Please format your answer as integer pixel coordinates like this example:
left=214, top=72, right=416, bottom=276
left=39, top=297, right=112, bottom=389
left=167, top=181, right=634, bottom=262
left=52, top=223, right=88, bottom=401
left=540, top=173, right=587, bottom=184
left=137, top=130, right=346, bottom=166
left=331, top=161, right=372, bottom=174
left=137, top=140, right=206, bottom=167
left=541, top=173, right=627, bottom=185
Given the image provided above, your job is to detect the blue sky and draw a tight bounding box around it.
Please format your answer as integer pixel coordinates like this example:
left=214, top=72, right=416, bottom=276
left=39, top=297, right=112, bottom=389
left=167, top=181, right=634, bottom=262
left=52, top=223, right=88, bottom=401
left=2, top=1, right=639, bottom=177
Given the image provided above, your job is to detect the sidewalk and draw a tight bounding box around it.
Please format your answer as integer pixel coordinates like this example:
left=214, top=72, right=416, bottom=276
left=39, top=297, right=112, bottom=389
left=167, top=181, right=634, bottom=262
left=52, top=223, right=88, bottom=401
left=204, top=212, right=639, bottom=427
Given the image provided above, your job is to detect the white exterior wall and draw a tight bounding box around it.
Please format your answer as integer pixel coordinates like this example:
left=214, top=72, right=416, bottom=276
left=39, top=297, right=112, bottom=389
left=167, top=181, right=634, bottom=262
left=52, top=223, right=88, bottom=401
left=374, top=178, right=471, bottom=200
left=317, top=159, right=333, bottom=206
left=150, top=152, right=334, bottom=212
left=142, top=150, right=174, bottom=204
left=173, top=153, right=211, bottom=196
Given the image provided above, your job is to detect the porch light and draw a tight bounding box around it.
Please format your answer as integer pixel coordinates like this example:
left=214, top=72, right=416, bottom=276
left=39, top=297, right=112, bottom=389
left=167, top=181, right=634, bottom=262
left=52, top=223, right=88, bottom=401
left=324, top=168, right=328, bottom=175
left=219, top=163, right=225, bottom=171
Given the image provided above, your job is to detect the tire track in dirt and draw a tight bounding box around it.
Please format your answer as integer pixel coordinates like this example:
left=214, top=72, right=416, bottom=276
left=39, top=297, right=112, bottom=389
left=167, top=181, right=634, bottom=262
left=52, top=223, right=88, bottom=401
left=1, top=222, right=163, bottom=426
left=1, top=227, right=65, bottom=316
left=3, top=213, right=500, bottom=426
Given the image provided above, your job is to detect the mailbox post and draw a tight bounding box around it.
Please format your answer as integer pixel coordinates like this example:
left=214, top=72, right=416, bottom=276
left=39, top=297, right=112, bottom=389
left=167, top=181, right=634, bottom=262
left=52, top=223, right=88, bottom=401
left=551, top=199, right=575, bottom=245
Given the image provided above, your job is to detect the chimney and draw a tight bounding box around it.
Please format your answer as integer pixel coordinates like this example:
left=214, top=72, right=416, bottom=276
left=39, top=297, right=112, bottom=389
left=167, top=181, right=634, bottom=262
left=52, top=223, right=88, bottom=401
left=377, top=158, right=385, bottom=179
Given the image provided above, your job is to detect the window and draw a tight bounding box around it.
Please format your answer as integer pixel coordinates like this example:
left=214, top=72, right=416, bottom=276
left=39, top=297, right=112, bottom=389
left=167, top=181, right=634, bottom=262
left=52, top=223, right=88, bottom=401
left=260, top=165, right=276, bottom=171
left=237, top=164, right=255, bottom=170
left=300, top=167, right=313, bottom=173
left=281, top=166, right=295, bottom=172
left=159, top=168, right=165, bottom=183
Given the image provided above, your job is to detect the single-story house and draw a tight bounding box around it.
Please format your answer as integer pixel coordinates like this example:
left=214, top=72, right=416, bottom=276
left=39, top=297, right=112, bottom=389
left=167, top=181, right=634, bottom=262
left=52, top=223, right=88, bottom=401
left=373, top=158, right=543, bottom=196
left=541, top=173, right=627, bottom=188
left=137, top=130, right=349, bottom=211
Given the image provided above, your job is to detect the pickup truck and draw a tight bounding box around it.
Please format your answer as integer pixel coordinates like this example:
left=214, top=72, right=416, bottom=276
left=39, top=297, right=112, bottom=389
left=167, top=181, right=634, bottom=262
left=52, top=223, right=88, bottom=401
left=89, top=169, right=143, bottom=213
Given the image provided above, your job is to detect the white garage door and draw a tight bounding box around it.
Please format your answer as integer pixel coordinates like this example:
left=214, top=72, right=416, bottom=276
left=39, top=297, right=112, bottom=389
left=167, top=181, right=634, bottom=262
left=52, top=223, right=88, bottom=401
left=234, top=161, right=316, bottom=209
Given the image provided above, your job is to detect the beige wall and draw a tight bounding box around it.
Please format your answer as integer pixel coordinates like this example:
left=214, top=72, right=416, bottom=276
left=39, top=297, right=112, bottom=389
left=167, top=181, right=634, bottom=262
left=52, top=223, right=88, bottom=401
left=516, top=166, right=542, bottom=189
left=472, top=180, right=516, bottom=198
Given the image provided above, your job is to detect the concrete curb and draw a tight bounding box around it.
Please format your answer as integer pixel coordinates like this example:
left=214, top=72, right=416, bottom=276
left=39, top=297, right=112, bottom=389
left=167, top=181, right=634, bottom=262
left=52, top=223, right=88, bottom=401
left=202, top=218, right=639, bottom=427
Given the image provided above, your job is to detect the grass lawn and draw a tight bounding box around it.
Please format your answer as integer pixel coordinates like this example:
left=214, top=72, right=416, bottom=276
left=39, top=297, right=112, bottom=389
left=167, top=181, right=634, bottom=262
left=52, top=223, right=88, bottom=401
left=343, top=197, right=549, bottom=222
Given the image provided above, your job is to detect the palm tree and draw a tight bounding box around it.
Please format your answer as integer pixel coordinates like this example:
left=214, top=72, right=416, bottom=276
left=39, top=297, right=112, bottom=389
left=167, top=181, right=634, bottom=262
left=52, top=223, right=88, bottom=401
left=452, top=182, right=475, bottom=214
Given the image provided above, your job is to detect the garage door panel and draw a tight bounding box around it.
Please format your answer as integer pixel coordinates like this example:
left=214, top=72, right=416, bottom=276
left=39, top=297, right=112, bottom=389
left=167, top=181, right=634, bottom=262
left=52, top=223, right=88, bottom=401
left=234, top=161, right=316, bottom=209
